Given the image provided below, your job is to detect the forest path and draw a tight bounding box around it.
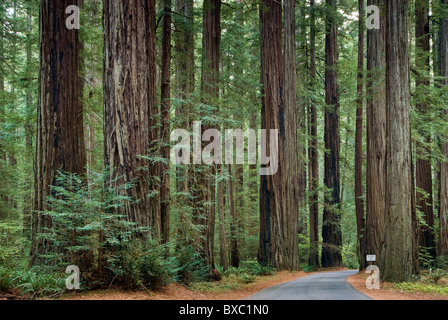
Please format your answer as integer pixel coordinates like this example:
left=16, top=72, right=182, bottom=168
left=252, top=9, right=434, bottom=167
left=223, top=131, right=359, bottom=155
left=246, top=270, right=372, bottom=300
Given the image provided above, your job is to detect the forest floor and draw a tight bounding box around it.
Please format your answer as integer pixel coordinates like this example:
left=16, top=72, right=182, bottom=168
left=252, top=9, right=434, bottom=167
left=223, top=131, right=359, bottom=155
left=39, top=268, right=448, bottom=300
left=347, top=272, right=448, bottom=300
left=62, top=268, right=346, bottom=300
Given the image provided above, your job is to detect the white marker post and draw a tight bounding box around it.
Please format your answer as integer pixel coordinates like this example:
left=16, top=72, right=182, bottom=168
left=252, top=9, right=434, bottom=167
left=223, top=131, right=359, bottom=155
left=365, top=255, right=380, bottom=290
left=366, top=255, right=376, bottom=264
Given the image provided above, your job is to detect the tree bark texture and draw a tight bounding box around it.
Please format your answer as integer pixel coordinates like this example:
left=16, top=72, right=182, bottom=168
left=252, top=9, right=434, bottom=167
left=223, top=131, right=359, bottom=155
left=259, top=0, right=300, bottom=270
left=438, top=0, right=448, bottom=257
left=382, top=0, right=419, bottom=282
left=415, top=0, right=436, bottom=259
left=355, top=0, right=367, bottom=271
left=103, top=0, right=160, bottom=234
left=31, top=0, right=86, bottom=266
left=322, top=0, right=342, bottom=268
left=366, top=0, right=386, bottom=268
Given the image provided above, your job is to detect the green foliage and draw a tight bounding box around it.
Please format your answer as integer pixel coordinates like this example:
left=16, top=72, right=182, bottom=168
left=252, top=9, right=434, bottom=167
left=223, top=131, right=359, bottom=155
left=301, top=264, right=317, bottom=273
left=0, top=267, right=14, bottom=292
left=298, top=234, right=310, bottom=264
left=175, top=244, right=209, bottom=285
left=436, top=255, right=448, bottom=270
left=223, top=260, right=275, bottom=278
left=395, top=281, right=448, bottom=296
left=342, top=249, right=359, bottom=270
left=13, top=268, right=66, bottom=297
left=238, top=260, right=275, bottom=276
left=238, top=273, right=257, bottom=284
left=38, top=170, right=137, bottom=269
left=428, top=268, right=448, bottom=284
left=419, top=246, right=436, bottom=269
left=106, top=239, right=179, bottom=290
left=0, top=266, right=65, bottom=298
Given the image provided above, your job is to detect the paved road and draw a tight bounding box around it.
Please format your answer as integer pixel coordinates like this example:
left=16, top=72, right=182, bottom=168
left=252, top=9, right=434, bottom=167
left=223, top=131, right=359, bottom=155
left=246, top=270, right=372, bottom=300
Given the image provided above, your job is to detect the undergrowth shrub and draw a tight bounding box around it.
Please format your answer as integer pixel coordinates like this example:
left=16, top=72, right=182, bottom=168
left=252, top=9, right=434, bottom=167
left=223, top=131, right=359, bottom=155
left=106, top=239, right=180, bottom=290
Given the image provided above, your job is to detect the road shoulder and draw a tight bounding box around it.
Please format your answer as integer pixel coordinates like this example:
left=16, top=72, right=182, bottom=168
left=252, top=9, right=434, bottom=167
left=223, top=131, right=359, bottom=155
left=347, top=272, right=448, bottom=300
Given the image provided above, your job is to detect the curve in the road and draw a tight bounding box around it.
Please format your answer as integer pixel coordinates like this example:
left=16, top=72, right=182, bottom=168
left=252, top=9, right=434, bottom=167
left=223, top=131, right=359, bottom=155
left=246, top=270, right=372, bottom=300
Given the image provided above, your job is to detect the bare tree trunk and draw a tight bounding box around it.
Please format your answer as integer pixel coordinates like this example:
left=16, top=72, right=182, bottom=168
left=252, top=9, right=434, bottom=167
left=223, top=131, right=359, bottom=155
left=415, top=0, right=436, bottom=259
left=198, top=0, right=221, bottom=272
left=366, top=0, right=386, bottom=268
left=382, top=0, right=419, bottom=282
left=218, top=165, right=228, bottom=270
left=23, top=6, right=34, bottom=237
left=31, top=0, right=86, bottom=266
left=174, top=0, right=194, bottom=245
left=322, top=0, right=342, bottom=268
left=355, top=0, right=367, bottom=271
left=308, top=0, right=320, bottom=268
left=160, top=0, right=172, bottom=249
left=103, top=0, right=160, bottom=234
left=296, top=0, right=307, bottom=236
left=0, top=2, right=5, bottom=213
left=259, top=0, right=300, bottom=270
left=228, top=165, right=240, bottom=267
left=438, top=0, right=448, bottom=257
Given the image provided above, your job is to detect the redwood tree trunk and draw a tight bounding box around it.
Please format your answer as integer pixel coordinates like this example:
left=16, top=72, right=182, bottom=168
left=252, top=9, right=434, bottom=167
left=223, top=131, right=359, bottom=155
left=322, top=0, right=342, bottom=268
left=355, top=0, right=367, bottom=271
left=103, top=0, right=160, bottom=234
left=228, top=165, right=240, bottom=268
left=415, top=0, right=436, bottom=259
left=174, top=0, right=194, bottom=195
left=198, top=0, right=221, bottom=272
left=259, top=0, right=299, bottom=270
left=366, top=0, right=386, bottom=268
left=308, top=0, right=320, bottom=268
left=31, top=0, right=86, bottom=266
left=218, top=165, right=228, bottom=270
left=438, top=0, right=448, bottom=257
left=382, top=0, right=419, bottom=282
left=161, top=0, right=172, bottom=248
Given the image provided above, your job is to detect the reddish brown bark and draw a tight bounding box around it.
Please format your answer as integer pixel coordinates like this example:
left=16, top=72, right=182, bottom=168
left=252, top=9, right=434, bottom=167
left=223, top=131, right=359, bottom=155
left=322, top=0, right=342, bottom=268
left=438, top=0, right=448, bottom=257
left=103, top=0, right=160, bottom=233
left=161, top=0, right=172, bottom=248
left=308, top=0, right=319, bottom=268
left=415, top=0, right=436, bottom=259
left=366, top=0, right=386, bottom=268
left=382, top=0, right=419, bottom=282
left=31, top=0, right=86, bottom=266
left=355, top=0, right=367, bottom=270
left=259, top=0, right=299, bottom=270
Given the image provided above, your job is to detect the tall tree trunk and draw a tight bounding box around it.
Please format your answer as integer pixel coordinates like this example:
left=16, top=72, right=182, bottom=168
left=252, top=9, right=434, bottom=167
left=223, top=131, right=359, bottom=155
left=438, top=0, right=448, bottom=257
left=31, top=0, right=86, bottom=266
left=198, top=0, right=221, bottom=272
left=234, top=161, right=243, bottom=262
left=355, top=0, right=367, bottom=271
left=161, top=0, right=172, bottom=249
left=218, top=165, right=228, bottom=270
left=23, top=6, right=34, bottom=237
left=415, top=0, right=436, bottom=259
left=382, top=0, right=419, bottom=282
left=296, top=0, right=307, bottom=236
left=259, top=0, right=299, bottom=270
left=174, top=0, right=194, bottom=243
left=366, top=0, right=386, bottom=268
left=308, top=0, right=320, bottom=268
left=322, top=0, right=342, bottom=268
left=228, top=165, right=240, bottom=267
left=103, top=0, right=160, bottom=234
left=0, top=0, right=5, bottom=213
